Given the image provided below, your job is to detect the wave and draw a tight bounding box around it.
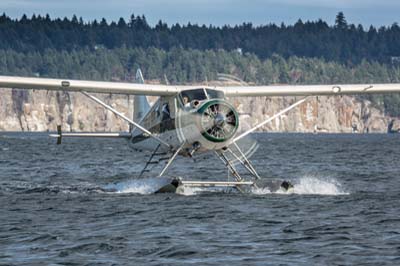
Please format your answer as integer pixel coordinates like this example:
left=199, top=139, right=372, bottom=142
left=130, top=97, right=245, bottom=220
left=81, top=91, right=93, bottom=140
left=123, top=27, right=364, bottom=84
left=103, top=177, right=173, bottom=195
left=293, top=176, right=349, bottom=195
left=1, top=181, right=105, bottom=194
left=252, top=176, right=349, bottom=196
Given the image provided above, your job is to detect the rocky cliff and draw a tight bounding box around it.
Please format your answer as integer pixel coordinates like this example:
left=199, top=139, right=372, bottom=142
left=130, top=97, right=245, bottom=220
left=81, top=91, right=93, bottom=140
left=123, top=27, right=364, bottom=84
left=234, top=96, right=400, bottom=133
left=0, top=89, right=399, bottom=133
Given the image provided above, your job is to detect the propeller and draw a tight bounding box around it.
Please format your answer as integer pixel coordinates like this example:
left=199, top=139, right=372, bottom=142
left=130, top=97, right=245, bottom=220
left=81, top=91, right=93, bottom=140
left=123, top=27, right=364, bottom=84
left=198, top=100, right=238, bottom=142
left=176, top=97, right=259, bottom=166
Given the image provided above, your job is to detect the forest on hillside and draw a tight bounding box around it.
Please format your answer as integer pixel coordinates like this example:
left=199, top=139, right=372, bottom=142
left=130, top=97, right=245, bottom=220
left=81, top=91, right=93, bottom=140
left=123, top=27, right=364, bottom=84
left=0, top=12, right=400, bottom=116
left=1, top=12, right=400, bottom=64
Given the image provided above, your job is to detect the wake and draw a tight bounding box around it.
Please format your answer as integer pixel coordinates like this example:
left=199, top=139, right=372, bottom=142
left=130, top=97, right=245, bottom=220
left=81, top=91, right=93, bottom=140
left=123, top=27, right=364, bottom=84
left=252, top=175, right=349, bottom=196
left=293, top=176, right=349, bottom=195
left=103, top=177, right=172, bottom=195
left=104, top=175, right=349, bottom=196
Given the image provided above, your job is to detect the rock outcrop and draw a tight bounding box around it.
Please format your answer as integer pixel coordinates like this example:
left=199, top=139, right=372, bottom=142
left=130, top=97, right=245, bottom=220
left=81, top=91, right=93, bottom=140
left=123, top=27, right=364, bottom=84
left=233, top=95, right=397, bottom=133
left=0, top=89, right=398, bottom=133
left=0, top=90, right=133, bottom=132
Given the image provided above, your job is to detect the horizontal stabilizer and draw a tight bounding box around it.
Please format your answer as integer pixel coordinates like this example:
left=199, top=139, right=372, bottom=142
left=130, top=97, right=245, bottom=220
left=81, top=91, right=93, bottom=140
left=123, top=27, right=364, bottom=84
left=49, top=125, right=131, bottom=144
left=49, top=132, right=132, bottom=138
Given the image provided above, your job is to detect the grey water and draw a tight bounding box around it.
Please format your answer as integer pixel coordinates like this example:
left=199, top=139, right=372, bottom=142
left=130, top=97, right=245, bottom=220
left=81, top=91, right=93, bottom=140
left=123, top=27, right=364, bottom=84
left=0, top=133, right=399, bottom=265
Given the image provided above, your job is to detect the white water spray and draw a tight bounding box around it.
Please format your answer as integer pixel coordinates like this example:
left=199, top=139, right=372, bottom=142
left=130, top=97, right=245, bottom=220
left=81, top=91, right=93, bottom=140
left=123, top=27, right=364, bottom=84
left=293, top=176, right=348, bottom=195
left=103, top=178, right=170, bottom=195
left=252, top=175, right=349, bottom=195
left=104, top=175, right=349, bottom=196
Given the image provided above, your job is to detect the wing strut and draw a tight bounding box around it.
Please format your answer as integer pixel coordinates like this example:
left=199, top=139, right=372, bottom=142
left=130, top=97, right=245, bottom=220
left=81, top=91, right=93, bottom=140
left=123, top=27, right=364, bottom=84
left=159, top=142, right=185, bottom=177
left=81, top=91, right=171, bottom=149
left=227, top=143, right=261, bottom=180
left=232, top=97, right=310, bottom=143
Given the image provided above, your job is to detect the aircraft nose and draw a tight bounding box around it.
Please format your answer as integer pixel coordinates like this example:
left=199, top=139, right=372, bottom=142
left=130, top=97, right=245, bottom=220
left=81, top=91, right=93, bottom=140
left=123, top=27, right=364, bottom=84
left=197, top=99, right=239, bottom=143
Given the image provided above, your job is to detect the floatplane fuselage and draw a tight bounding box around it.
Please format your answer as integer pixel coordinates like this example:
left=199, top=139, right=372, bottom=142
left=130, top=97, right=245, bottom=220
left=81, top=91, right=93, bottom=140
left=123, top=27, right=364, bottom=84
left=127, top=86, right=259, bottom=193
left=130, top=87, right=238, bottom=155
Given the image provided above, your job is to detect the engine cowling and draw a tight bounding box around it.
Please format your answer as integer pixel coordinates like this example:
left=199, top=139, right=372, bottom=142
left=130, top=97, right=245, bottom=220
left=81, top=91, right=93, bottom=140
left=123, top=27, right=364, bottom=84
left=197, top=100, right=239, bottom=143
left=176, top=99, right=239, bottom=151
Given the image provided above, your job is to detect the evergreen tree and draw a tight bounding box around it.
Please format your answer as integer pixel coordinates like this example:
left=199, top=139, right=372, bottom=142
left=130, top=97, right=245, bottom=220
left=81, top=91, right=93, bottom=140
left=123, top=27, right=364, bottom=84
left=335, top=12, right=347, bottom=30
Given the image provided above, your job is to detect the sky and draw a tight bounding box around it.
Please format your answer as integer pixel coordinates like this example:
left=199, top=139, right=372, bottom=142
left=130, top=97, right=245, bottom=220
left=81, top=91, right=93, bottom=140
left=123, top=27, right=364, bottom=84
left=0, top=0, right=399, bottom=27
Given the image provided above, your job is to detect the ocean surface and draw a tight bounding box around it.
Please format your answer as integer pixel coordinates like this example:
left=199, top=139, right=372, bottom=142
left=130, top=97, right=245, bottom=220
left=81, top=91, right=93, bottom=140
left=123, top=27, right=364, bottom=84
left=0, top=132, right=399, bottom=265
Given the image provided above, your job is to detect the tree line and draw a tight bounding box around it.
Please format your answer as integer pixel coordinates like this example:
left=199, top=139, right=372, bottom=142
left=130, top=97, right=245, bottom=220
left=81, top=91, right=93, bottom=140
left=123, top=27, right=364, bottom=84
left=0, top=12, right=400, bottom=64
left=0, top=47, right=399, bottom=116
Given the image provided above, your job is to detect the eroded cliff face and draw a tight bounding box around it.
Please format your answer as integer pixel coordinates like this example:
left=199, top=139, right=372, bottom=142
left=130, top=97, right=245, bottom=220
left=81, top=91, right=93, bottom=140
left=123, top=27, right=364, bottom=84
left=0, top=89, right=399, bottom=133
left=233, top=96, right=398, bottom=133
left=0, top=90, right=134, bottom=132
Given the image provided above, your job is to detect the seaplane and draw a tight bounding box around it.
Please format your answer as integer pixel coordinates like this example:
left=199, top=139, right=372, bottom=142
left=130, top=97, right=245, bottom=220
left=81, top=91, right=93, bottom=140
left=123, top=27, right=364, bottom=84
left=1, top=70, right=400, bottom=194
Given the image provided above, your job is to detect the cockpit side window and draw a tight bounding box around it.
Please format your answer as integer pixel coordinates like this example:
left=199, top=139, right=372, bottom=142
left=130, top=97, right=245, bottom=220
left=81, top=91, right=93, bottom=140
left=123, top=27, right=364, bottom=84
left=206, top=89, right=225, bottom=99
left=179, top=89, right=207, bottom=105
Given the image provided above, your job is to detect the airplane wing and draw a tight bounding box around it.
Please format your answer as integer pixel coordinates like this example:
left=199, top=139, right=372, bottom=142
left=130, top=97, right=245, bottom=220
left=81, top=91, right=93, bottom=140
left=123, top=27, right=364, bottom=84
left=220, top=84, right=400, bottom=97
left=0, top=75, right=185, bottom=96
left=1, top=75, right=400, bottom=96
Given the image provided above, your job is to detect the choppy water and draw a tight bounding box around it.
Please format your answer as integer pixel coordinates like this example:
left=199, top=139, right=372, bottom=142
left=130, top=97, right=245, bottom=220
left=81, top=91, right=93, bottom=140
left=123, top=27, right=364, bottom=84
left=0, top=132, right=399, bottom=265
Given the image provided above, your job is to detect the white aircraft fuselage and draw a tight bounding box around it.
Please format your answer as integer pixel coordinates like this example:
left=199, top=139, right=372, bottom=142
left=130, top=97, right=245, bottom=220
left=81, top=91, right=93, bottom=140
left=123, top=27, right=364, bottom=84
left=129, top=87, right=239, bottom=156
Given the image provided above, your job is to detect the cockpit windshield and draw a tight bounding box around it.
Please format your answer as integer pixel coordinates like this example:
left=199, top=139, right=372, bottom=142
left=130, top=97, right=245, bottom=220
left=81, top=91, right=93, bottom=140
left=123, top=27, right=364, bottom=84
left=179, top=88, right=225, bottom=107
left=206, top=89, right=224, bottom=99
left=180, top=89, right=207, bottom=105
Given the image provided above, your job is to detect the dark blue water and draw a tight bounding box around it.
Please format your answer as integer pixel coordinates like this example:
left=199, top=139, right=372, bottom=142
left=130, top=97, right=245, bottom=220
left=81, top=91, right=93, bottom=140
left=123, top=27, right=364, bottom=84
left=0, top=133, right=399, bottom=265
